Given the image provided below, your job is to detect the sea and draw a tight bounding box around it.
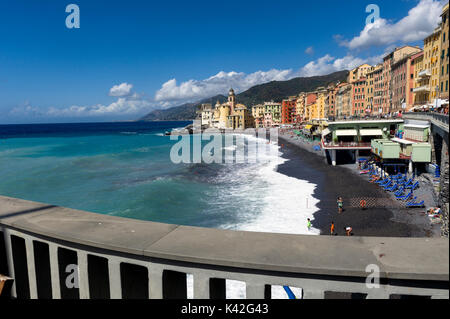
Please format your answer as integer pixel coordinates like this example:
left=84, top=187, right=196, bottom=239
left=0, top=121, right=320, bottom=298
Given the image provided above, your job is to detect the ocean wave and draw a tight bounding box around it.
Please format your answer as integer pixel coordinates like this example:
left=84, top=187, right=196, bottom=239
left=217, top=133, right=320, bottom=235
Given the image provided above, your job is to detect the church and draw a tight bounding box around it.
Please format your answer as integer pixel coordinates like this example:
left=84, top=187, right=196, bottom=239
left=207, top=88, right=254, bottom=129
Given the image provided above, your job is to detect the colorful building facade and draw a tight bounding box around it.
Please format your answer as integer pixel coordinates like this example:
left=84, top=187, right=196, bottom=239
left=352, top=78, right=367, bottom=116
left=391, top=52, right=418, bottom=112
left=440, top=3, right=449, bottom=100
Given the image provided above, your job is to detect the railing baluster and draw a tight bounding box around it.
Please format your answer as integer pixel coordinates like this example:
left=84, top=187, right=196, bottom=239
left=246, top=283, right=265, bottom=299
left=193, top=273, right=210, bottom=299
left=77, top=251, right=90, bottom=299
left=24, top=238, right=38, bottom=299
left=148, top=265, right=163, bottom=299
left=3, top=229, right=16, bottom=298
left=48, top=244, right=61, bottom=299
left=108, top=259, right=122, bottom=299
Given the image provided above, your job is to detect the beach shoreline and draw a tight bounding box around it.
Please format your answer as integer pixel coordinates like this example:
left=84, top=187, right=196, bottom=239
left=277, top=131, right=440, bottom=238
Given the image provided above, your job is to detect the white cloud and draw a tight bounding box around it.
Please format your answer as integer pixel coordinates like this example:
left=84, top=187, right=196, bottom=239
left=45, top=96, right=153, bottom=117
left=9, top=102, right=46, bottom=117
left=298, top=43, right=402, bottom=77
left=109, top=82, right=133, bottom=97
left=305, top=46, right=314, bottom=55
left=339, top=0, right=445, bottom=50
left=154, top=69, right=295, bottom=103
left=9, top=83, right=158, bottom=119
left=299, top=54, right=370, bottom=77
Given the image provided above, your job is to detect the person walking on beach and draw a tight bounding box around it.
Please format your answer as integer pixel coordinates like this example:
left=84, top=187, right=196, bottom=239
left=330, top=222, right=335, bottom=235
left=307, top=218, right=311, bottom=231
left=337, top=197, right=343, bottom=214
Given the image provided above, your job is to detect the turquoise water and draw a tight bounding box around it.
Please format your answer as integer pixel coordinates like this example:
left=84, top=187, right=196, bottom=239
left=0, top=122, right=320, bottom=234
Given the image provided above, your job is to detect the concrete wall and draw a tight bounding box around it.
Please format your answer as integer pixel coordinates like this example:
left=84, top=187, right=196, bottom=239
left=0, top=195, right=448, bottom=299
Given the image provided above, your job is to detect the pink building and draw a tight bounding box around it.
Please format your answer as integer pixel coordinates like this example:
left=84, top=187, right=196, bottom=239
left=371, top=65, right=384, bottom=114
left=382, top=55, right=392, bottom=114
left=352, top=77, right=366, bottom=117
left=391, top=52, right=418, bottom=113
left=263, top=112, right=274, bottom=128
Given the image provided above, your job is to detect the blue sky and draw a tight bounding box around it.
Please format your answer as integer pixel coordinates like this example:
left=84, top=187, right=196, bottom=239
left=0, top=0, right=446, bottom=123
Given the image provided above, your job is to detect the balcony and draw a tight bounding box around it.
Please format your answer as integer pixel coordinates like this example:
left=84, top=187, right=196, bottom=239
left=413, top=85, right=431, bottom=93
left=417, top=69, right=431, bottom=78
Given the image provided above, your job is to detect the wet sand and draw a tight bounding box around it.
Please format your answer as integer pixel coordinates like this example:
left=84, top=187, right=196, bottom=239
left=277, top=133, right=439, bottom=237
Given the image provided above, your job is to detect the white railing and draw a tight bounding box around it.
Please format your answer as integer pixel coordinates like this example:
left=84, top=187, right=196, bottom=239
left=418, top=69, right=431, bottom=78
left=0, top=195, right=448, bottom=299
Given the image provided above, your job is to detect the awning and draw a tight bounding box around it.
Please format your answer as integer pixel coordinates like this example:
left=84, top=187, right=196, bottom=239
left=404, top=124, right=429, bottom=129
left=359, top=129, right=383, bottom=136
left=335, top=129, right=357, bottom=136
left=391, top=137, right=415, bottom=145
left=321, top=128, right=331, bottom=137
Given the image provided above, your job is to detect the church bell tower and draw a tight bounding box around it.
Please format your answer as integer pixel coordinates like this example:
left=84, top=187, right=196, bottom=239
left=228, top=88, right=236, bottom=114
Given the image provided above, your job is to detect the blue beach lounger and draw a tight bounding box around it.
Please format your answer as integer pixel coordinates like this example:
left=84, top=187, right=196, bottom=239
left=396, top=190, right=412, bottom=200
left=377, top=177, right=390, bottom=185
left=381, top=179, right=392, bottom=188
left=404, top=179, right=414, bottom=188
left=394, top=186, right=405, bottom=196
left=406, top=200, right=425, bottom=208
left=406, top=181, right=419, bottom=190
left=385, top=183, right=398, bottom=192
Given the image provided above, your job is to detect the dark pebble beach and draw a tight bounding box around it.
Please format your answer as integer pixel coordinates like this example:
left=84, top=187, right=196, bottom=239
left=277, top=133, right=438, bottom=237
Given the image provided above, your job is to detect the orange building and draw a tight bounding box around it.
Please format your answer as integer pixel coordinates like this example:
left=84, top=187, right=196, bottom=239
left=281, top=98, right=297, bottom=124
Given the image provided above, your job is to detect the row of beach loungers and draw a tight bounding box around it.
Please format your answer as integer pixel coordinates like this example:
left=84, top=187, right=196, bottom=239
left=360, top=161, right=424, bottom=208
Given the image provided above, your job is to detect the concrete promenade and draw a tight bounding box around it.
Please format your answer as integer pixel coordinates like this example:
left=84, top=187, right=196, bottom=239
left=0, top=195, right=448, bottom=299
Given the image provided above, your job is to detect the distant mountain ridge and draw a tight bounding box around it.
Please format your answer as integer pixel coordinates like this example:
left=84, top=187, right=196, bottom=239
left=139, top=95, right=227, bottom=122
left=139, top=70, right=349, bottom=121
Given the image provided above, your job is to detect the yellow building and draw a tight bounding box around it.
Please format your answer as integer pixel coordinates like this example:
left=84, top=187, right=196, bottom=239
left=251, top=104, right=264, bottom=119
left=216, top=100, right=231, bottom=129
left=361, top=66, right=374, bottom=113
left=251, top=104, right=265, bottom=128
left=313, top=90, right=327, bottom=119
left=206, top=88, right=255, bottom=129
left=296, top=93, right=306, bottom=121
left=423, top=26, right=442, bottom=102
left=335, top=83, right=352, bottom=119
left=412, top=51, right=429, bottom=106
left=348, top=64, right=372, bottom=83
left=439, top=3, right=449, bottom=100
left=228, top=104, right=254, bottom=129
